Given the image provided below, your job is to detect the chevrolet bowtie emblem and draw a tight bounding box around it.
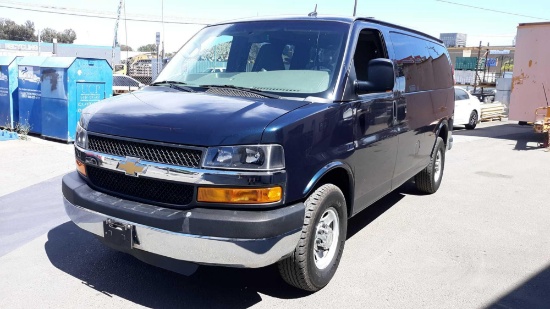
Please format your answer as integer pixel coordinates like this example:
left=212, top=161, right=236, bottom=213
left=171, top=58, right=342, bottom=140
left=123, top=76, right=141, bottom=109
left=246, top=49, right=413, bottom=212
left=116, top=157, right=147, bottom=177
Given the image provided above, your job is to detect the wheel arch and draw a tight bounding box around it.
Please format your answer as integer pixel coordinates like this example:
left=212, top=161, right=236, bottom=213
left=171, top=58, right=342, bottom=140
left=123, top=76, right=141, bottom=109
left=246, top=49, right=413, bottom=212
left=303, top=162, right=354, bottom=218
left=435, top=119, right=449, bottom=149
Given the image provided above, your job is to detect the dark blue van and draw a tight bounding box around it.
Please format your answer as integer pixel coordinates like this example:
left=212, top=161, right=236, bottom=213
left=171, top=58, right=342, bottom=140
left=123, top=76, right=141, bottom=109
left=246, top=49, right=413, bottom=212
left=63, top=16, right=454, bottom=291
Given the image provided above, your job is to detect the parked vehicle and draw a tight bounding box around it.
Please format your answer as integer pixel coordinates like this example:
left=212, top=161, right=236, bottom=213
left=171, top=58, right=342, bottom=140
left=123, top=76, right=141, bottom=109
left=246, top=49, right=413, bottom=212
left=470, top=87, right=496, bottom=103
left=63, top=16, right=454, bottom=292
left=509, top=22, right=550, bottom=123
left=203, top=67, right=226, bottom=73
left=112, top=74, right=144, bottom=95
left=113, top=53, right=155, bottom=76
left=454, top=86, right=481, bottom=129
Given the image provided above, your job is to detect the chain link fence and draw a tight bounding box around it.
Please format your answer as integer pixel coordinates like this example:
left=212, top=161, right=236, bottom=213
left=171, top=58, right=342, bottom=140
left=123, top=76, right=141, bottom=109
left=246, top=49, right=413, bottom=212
left=115, top=58, right=234, bottom=87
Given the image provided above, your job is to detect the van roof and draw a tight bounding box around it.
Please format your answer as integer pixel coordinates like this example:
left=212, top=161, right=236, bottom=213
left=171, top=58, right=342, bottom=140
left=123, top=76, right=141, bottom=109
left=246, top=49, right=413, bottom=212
left=211, top=15, right=443, bottom=44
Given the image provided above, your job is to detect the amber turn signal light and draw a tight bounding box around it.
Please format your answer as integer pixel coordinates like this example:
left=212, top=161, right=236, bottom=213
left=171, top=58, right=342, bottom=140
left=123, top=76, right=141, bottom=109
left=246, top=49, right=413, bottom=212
left=197, top=187, right=282, bottom=204
left=76, top=159, right=87, bottom=176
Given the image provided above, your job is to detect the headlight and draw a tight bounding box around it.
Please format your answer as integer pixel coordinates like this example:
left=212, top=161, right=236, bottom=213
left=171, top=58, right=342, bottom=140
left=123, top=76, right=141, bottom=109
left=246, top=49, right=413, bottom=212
left=79, top=111, right=92, bottom=130
left=75, top=122, right=88, bottom=149
left=203, top=145, right=285, bottom=170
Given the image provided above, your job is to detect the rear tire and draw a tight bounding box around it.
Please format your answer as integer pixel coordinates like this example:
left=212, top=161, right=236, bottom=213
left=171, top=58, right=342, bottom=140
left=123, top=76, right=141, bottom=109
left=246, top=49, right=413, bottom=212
left=278, top=184, right=347, bottom=292
left=415, top=137, right=445, bottom=194
left=465, top=111, right=478, bottom=130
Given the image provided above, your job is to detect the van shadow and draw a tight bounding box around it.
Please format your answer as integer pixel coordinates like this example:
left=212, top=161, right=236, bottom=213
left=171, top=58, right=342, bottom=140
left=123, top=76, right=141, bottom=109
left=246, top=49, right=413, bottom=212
left=453, top=123, right=543, bottom=151
left=347, top=182, right=410, bottom=239
left=45, top=187, right=410, bottom=307
left=45, top=222, right=305, bottom=308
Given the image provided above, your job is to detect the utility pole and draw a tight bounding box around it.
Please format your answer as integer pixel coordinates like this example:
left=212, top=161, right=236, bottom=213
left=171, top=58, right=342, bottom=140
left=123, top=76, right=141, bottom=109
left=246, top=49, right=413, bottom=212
left=483, top=43, right=490, bottom=85
left=155, top=32, right=160, bottom=80
left=112, top=0, right=124, bottom=67
left=353, top=0, right=358, bottom=16
left=473, top=40, right=482, bottom=93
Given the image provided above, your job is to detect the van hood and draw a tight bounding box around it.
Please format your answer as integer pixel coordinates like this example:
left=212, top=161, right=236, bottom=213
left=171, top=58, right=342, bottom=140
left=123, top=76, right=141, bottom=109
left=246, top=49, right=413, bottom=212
left=84, top=87, right=309, bottom=146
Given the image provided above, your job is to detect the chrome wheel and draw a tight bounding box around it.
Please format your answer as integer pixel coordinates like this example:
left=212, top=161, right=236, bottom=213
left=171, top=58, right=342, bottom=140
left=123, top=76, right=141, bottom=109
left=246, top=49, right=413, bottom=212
left=314, top=207, right=340, bottom=270
left=415, top=137, right=445, bottom=194
left=278, top=184, right=348, bottom=291
left=434, top=148, right=442, bottom=182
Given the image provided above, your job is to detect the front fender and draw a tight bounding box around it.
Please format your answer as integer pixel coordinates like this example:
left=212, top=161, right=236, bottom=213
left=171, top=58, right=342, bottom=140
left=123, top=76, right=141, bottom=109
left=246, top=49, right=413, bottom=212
left=303, top=161, right=355, bottom=196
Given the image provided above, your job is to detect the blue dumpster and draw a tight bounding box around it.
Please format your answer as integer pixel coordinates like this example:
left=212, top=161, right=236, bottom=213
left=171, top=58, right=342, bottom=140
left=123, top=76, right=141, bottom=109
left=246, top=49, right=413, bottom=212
left=0, top=56, right=21, bottom=129
left=18, top=56, right=47, bottom=134
left=41, top=57, right=112, bottom=142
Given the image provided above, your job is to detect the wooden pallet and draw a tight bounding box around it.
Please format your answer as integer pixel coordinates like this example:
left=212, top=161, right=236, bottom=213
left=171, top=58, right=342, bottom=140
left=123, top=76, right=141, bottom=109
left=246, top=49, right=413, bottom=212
left=480, top=102, right=506, bottom=121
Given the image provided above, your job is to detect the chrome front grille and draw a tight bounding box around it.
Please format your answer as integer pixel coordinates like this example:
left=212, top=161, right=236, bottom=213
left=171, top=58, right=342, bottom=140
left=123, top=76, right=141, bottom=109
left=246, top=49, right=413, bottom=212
left=87, top=165, right=194, bottom=206
left=88, top=135, right=203, bottom=168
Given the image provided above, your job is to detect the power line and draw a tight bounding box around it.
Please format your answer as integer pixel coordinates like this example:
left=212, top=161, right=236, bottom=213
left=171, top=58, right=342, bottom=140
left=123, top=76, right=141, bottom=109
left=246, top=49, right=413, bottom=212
left=436, top=0, right=550, bottom=21
left=0, top=3, right=210, bottom=25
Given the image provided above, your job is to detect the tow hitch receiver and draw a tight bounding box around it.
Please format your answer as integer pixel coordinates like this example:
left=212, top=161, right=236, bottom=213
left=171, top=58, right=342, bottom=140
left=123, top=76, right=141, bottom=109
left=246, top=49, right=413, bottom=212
left=103, top=219, right=135, bottom=250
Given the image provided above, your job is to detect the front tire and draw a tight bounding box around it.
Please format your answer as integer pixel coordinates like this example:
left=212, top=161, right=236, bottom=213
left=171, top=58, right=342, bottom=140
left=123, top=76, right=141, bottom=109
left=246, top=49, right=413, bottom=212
left=465, top=110, right=478, bottom=130
left=415, top=137, right=445, bottom=194
left=278, top=184, right=347, bottom=292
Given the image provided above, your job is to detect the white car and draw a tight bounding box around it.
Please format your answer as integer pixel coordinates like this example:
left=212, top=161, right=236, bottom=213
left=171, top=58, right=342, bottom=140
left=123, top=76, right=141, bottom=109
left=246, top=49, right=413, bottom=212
left=203, top=67, right=226, bottom=73
left=454, top=86, right=481, bottom=130
left=113, top=74, right=144, bottom=95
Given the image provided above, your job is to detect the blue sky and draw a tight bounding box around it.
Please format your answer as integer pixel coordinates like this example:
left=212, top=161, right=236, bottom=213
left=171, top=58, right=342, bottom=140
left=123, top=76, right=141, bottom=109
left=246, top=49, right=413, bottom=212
left=2, top=0, right=549, bottom=52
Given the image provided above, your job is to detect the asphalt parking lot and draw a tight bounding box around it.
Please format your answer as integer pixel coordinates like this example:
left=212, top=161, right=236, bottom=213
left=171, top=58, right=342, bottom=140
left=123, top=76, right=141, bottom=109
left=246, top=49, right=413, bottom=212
left=1, top=120, right=549, bottom=308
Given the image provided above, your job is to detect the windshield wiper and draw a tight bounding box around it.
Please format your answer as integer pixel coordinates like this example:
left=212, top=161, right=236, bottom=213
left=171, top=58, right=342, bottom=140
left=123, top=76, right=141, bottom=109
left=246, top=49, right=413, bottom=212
left=150, top=80, right=195, bottom=93
left=200, top=85, right=280, bottom=99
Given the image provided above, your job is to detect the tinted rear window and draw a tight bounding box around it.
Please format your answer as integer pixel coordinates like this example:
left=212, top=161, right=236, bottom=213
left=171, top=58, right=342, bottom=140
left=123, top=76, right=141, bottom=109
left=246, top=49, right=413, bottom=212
left=390, top=32, right=453, bottom=93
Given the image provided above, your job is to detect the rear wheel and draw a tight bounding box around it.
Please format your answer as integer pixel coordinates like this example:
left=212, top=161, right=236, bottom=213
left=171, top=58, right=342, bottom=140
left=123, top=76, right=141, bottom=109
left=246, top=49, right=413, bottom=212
left=415, top=137, right=445, bottom=194
left=465, top=110, right=478, bottom=130
left=278, top=184, right=347, bottom=292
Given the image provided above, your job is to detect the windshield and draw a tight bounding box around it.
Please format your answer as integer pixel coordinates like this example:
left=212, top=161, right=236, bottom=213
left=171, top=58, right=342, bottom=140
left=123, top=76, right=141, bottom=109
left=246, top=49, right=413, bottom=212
left=155, top=20, right=349, bottom=98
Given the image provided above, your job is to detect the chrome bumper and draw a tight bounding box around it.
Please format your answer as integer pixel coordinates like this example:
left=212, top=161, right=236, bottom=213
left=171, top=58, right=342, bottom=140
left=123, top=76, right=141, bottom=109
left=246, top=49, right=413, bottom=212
left=64, top=198, right=302, bottom=268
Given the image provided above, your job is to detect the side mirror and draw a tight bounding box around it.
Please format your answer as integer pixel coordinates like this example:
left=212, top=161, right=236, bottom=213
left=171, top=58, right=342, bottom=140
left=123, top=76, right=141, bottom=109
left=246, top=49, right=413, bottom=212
left=355, top=58, right=395, bottom=95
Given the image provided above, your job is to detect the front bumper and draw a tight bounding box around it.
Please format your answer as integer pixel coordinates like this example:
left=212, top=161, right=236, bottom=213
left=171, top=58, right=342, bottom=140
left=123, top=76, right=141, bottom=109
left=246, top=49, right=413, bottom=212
left=62, top=172, right=304, bottom=268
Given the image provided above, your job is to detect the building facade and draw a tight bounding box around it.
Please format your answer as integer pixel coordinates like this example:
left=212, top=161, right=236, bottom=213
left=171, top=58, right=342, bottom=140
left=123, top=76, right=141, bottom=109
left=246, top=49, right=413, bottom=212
left=447, top=46, right=515, bottom=85
left=440, top=33, right=467, bottom=48
left=0, top=40, right=119, bottom=67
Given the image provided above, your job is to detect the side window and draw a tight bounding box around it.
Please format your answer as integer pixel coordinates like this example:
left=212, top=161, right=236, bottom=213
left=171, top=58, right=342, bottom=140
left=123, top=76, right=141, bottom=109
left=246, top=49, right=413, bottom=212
left=390, top=32, right=453, bottom=93
left=353, top=29, right=387, bottom=81
left=454, top=88, right=469, bottom=100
